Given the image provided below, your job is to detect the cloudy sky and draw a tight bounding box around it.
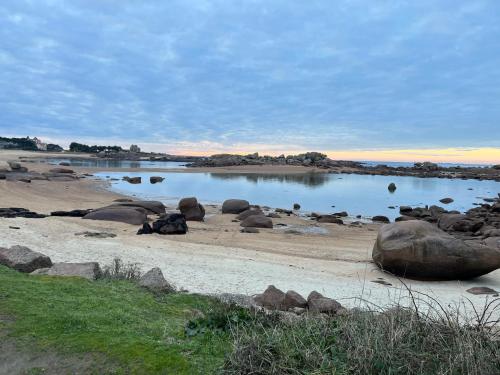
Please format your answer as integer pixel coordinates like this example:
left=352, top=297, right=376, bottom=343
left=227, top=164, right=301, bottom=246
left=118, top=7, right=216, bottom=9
left=1, top=0, right=499, bottom=161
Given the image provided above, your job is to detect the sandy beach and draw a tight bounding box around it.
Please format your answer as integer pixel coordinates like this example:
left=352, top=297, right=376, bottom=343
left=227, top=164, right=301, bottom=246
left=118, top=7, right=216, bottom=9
left=1, top=150, right=499, bottom=310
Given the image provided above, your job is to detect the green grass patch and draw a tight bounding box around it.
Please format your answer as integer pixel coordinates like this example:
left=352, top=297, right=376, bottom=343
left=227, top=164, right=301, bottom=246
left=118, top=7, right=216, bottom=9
left=0, top=265, right=229, bottom=374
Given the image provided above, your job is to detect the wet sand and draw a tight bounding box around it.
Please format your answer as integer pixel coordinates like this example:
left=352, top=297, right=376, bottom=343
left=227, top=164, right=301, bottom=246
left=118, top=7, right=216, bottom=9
left=1, top=150, right=499, bottom=310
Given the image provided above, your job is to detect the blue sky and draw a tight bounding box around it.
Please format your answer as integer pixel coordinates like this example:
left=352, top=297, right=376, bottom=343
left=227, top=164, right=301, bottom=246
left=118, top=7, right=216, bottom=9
left=0, top=0, right=499, bottom=156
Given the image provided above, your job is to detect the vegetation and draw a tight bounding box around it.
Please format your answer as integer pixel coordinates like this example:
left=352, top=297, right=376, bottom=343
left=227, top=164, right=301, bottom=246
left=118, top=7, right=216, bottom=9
left=1, top=264, right=499, bottom=374
left=69, top=142, right=123, bottom=153
left=0, top=136, right=38, bottom=151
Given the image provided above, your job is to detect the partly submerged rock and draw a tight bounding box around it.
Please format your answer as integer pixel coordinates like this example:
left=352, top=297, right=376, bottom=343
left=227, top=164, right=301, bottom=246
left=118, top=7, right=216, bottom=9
left=0, top=245, right=52, bottom=273
left=150, top=176, right=164, bottom=184
left=372, top=221, right=500, bottom=280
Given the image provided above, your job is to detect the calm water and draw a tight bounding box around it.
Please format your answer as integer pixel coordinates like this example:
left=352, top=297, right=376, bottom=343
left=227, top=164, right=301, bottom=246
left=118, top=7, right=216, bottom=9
left=95, top=171, right=500, bottom=220
left=40, top=158, right=187, bottom=169
left=360, top=161, right=490, bottom=168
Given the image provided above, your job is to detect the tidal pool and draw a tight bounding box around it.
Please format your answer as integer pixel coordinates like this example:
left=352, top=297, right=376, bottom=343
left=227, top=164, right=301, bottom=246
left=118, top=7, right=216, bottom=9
left=95, top=171, right=499, bottom=221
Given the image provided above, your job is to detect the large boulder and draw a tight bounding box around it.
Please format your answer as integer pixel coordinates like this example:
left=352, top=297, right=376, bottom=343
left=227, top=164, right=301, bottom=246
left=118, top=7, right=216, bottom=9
left=240, top=215, right=273, bottom=228
left=253, top=285, right=285, bottom=310
left=0, top=246, right=52, bottom=273
left=372, top=221, right=500, bottom=280
left=31, top=262, right=101, bottom=280
left=178, top=197, right=205, bottom=221
left=139, top=267, right=175, bottom=292
left=222, top=199, right=250, bottom=214
left=111, top=200, right=166, bottom=215
left=307, top=291, right=342, bottom=314
left=152, top=214, right=188, bottom=234
left=83, top=207, right=147, bottom=225
left=150, top=176, right=164, bottom=184
left=283, top=290, right=307, bottom=310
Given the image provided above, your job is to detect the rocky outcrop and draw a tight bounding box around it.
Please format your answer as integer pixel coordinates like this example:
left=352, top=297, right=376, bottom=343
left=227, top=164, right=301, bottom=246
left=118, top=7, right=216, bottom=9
left=178, top=197, right=205, bottom=221
left=222, top=199, right=250, bottom=214
left=372, top=221, right=500, bottom=280
left=240, top=215, right=273, bottom=228
left=48, top=168, right=74, bottom=174
left=139, top=267, right=175, bottom=292
left=83, top=206, right=148, bottom=225
left=0, top=245, right=52, bottom=273
left=372, top=215, right=390, bottom=223
left=31, top=262, right=101, bottom=280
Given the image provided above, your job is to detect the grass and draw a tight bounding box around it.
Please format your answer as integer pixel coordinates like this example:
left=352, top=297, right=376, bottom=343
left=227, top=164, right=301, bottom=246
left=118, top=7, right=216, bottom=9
left=0, top=265, right=229, bottom=374
left=1, top=264, right=499, bottom=374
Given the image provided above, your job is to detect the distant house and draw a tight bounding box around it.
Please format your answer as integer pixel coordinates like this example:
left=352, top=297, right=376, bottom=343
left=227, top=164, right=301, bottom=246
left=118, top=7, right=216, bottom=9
left=32, top=137, right=47, bottom=151
left=130, top=144, right=141, bottom=153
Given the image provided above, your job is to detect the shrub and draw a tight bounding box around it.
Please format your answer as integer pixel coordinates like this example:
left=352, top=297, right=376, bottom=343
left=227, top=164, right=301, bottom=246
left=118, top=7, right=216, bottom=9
left=100, top=258, right=142, bottom=280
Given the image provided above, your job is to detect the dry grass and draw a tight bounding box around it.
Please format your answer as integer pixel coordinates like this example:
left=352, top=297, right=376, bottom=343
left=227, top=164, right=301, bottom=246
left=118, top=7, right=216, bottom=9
left=222, top=291, right=500, bottom=375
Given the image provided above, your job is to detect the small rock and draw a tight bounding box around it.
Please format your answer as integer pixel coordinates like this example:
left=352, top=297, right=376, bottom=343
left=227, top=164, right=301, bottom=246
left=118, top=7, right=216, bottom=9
left=241, top=227, right=260, bottom=233
left=150, top=176, right=164, bottom=184
left=0, top=245, right=52, bottom=273
left=293, top=203, right=301, bottom=210
left=466, top=287, right=498, bottom=295
left=31, top=262, right=101, bottom=280
left=139, top=267, right=175, bottom=292
left=372, top=215, right=390, bottom=223
left=222, top=199, right=250, bottom=214
left=253, top=285, right=285, bottom=310
left=439, top=197, right=454, bottom=204
left=283, top=290, right=307, bottom=310
left=240, top=215, right=273, bottom=228
left=388, top=182, right=397, bottom=192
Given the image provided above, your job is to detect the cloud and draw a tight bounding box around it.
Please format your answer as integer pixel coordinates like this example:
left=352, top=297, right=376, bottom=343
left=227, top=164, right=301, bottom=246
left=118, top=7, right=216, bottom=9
left=0, top=0, right=499, bottom=155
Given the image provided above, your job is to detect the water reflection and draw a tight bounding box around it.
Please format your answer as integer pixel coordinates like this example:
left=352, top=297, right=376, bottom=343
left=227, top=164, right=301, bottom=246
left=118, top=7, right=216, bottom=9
left=209, top=172, right=330, bottom=187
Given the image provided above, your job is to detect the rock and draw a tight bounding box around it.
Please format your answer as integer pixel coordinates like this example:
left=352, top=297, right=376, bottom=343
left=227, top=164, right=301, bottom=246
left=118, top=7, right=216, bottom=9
left=316, top=215, right=344, bottom=224
left=74, top=231, right=116, bottom=238
left=439, top=197, right=454, bottom=204
left=51, top=209, right=92, bottom=217
left=0, top=208, right=46, bottom=219
left=293, top=203, right=301, bottom=210
left=7, top=160, right=23, bottom=170
left=372, top=215, right=390, bottom=223
left=267, top=213, right=281, bottom=218
left=283, top=290, right=307, bottom=310
left=114, top=198, right=134, bottom=202
left=137, top=222, right=154, bottom=235
left=395, top=215, right=417, bottom=222
left=484, top=237, right=500, bottom=249
left=139, top=267, right=175, bottom=292
left=31, top=262, right=101, bottom=280
left=333, top=211, right=348, bottom=217
left=388, top=182, right=397, bottom=192
left=240, top=215, right=273, bottom=228
left=307, top=291, right=342, bottom=314
left=222, top=199, right=250, bottom=214
left=276, top=208, right=293, bottom=215
left=399, top=206, right=413, bottom=214
left=49, top=168, right=74, bottom=174
left=178, top=197, right=205, bottom=221
left=59, top=162, right=70, bottom=166
left=372, top=221, right=500, bottom=280
left=83, top=207, right=147, bottom=225
left=0, top=245, right=52, bottom=273
left=236, top=209, right=263, bottom=220
left=466, top=287, right=498, bottom=295
left=214, top=293, right=258, bottom=309
left=150, top=176, right=164, bottom=184
left=241, top=227, right=260, bottom=233
left=253, top=285, right=285, bottom=310
left=152, top=213, right=188, bottom=234
left=112, top=200, right=166, bottom=215
left=123, top=176, right=141, bottom=184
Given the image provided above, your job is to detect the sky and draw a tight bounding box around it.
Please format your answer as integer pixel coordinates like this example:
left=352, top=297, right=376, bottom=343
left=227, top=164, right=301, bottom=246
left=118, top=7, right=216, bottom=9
left=0, top=0, right=499, bottom=163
